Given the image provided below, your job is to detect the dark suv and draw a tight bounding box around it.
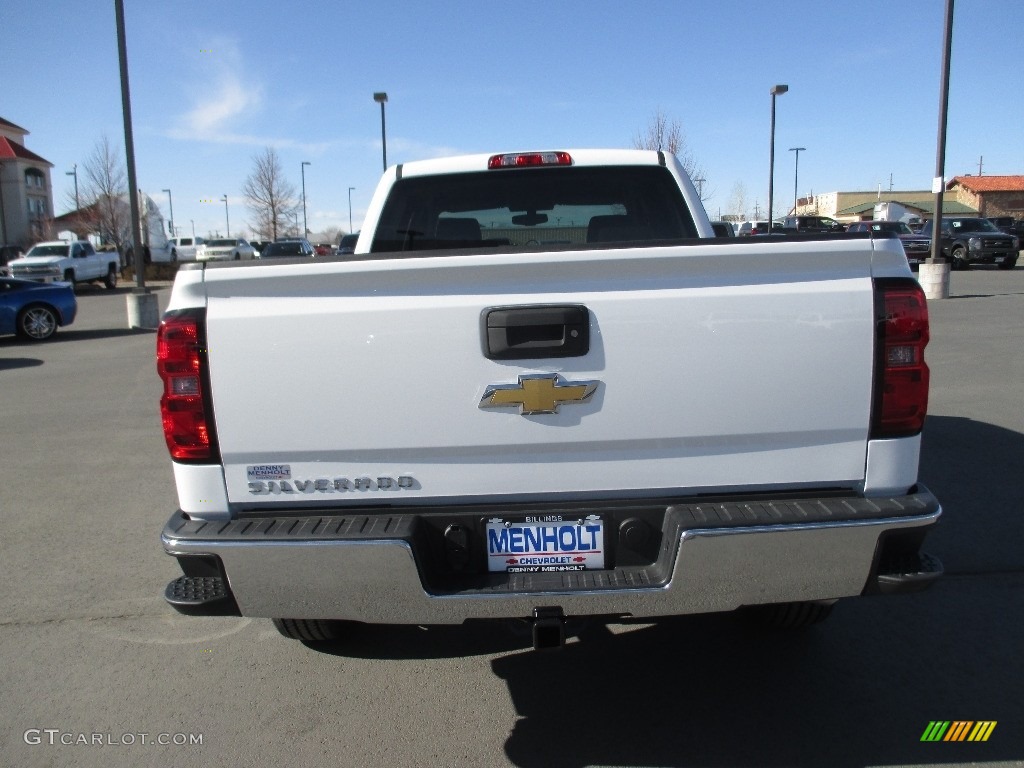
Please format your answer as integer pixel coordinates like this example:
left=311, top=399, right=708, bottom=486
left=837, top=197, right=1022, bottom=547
left=987, top=216, right=1024, bottom=244
left=920, top=217, right=1018, bottom=270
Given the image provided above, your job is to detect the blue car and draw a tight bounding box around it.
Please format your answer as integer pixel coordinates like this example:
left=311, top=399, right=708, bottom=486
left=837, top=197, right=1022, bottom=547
left=0, top=277, right=77, bottom=341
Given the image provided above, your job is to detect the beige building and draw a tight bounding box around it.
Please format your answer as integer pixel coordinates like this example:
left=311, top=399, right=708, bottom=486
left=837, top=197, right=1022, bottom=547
left=795, top=189, right=978, bottom=224
left=0, top=116, right=55, bottom=248
left=796, top=190, right=933, bottom=219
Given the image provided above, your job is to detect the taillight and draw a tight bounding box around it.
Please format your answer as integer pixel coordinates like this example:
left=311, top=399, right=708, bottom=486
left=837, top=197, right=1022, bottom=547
left=488, top=151, right=573, bottom=169
left=872, top=279, right=930, bottom=438
left=157, top=310, right=217, bottom=461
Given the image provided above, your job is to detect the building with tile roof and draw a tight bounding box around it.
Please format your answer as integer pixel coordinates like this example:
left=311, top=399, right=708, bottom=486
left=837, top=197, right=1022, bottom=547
left=0, top=116, right=56, bottom=248
left=945, top=175, right=1024, bottom=218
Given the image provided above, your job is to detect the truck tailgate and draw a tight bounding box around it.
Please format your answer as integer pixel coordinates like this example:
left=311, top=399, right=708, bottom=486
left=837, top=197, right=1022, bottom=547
left=200, top=239, right=877, bottom=507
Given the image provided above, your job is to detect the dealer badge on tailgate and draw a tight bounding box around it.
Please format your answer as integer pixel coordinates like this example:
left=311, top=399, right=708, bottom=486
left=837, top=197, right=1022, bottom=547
left=487, top=515, right=605, bottom=573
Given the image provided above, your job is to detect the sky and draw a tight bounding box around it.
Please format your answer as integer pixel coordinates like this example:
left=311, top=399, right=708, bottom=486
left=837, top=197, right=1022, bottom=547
left=3, top=0, right=1023, bottom=240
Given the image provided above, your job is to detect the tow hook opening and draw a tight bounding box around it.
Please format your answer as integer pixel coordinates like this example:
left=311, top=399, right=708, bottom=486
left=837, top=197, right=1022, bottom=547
left=531, top=607, right=566, bottom=651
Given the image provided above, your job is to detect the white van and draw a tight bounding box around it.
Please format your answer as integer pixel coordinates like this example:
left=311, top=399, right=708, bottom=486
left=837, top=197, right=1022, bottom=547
left=168, top=237, right=206, bottom=261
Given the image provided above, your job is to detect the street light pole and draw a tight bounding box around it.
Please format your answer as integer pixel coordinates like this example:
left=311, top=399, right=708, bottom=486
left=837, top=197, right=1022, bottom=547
left=930, top=0, right=955, bottom=266
left=767, top=84, right=788, bottom=228
left=348, top=186, right=355, bottom=232
left=373, top=92, right=388, bottom=172
left=162, top=188, right=174, bottom=238
left=788, top=147, right=805, bottom=214
left=221, top=195, right=229, bottom=236
left=301, top=161, right=310, bottom=236
left=67, top=165, right=79, bottom=211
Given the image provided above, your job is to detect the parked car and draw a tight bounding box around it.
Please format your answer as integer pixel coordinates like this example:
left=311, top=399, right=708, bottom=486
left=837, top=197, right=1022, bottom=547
left=777, top=215, right=846, bottom=234
left=919, top=217, right=1018, bottom=270
left=1, top=244, right=23, bottom=277
left=735, top=221, right=772, bottom=236
left=257, top=239, right=316, bottom=258
left=337, top=232, right=359, bottom=254
left=249, top=241, right=269, bottom=257
left=313, top=242, right=334, bottom=257
left=200, top=238, right=256, bottom=261
left=845, top=220, right=932, bottom=270
left=710, top=221, right=735, bottom=237
left=9, top=240, right=120, bottom=290
left=0, top=276, right=77, bottom=341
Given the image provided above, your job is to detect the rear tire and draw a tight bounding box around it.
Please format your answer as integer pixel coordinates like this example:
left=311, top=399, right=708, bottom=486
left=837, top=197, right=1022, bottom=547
left=272, top=618, right=346, bottom=642
left=104, top=265, right=118, bottom=289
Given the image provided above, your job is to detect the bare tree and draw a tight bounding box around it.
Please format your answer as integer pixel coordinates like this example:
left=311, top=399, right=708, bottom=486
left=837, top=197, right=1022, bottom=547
left=316, top=225, right=342, bottom=244
left=243, top=148, right=300, bottom=240
left=79, top=136, right=131, bottom=255
left=633, top=110, right=708, bottom=199
left=727, top=181, right=749, bottom=222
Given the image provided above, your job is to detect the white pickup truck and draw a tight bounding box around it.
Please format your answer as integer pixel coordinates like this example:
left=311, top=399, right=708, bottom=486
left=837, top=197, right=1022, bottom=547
left=158, top=149, right=941, bottom=648
left=10, top=240, right=119, bottom=290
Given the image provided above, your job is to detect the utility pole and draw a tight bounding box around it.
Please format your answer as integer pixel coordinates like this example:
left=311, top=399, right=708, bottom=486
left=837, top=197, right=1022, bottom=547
left=67, top=165, right=80, bottom=211
left=789, top=147, right=805, bottom=213
left=977, top=156, right=983, bottom=176
left=301, top=161, right=310, bottom=236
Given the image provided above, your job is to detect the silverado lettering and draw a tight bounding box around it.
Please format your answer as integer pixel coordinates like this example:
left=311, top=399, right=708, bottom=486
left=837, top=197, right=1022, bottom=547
left=248, top=476, right=417, bottom=494
left=158, top=148, right=942, bottom=650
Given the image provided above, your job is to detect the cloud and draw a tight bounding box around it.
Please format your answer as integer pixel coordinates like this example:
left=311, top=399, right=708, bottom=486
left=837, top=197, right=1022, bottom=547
left=164, top=39, right=332, bottom=154
left=180, top=72, right=261, bottom=138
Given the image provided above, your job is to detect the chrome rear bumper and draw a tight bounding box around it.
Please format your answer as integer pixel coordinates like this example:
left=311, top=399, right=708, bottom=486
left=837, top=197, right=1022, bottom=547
left=162, top=487, right=941, bottom=623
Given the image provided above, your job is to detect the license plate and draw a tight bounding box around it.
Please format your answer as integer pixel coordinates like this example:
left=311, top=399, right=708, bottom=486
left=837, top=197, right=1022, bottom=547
left=486, top=516, right=605, bottom=573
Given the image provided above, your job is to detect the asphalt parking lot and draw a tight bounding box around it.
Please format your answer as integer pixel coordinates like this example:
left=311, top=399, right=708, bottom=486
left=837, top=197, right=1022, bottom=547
left=1, top=268, right=1022, bottom=768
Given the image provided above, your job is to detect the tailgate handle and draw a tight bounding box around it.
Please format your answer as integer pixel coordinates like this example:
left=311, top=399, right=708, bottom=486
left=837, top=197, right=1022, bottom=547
left=483, top=305, right=590, bottom=360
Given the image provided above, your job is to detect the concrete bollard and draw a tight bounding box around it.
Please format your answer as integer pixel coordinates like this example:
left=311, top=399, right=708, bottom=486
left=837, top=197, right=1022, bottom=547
left=918, top=260, right=950, bottom=300
left=126, top=289, right=160, bottom=329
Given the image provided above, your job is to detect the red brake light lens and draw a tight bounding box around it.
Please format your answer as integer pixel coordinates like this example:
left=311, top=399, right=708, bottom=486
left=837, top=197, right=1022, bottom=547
left=157, top=312, right=216, bottom=461
left=488, top=152, right=573, bottom=169
left=872, top=281, right=930, bottom=437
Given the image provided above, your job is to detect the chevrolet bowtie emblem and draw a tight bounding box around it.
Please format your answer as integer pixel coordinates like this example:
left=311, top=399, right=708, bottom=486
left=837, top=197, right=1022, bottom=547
left=479, top=373, right=598, bottom=415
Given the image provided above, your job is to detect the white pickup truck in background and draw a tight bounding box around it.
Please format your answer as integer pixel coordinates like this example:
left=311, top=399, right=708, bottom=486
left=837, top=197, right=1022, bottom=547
left=10, top=240, right=120, bottom=290
left=158, top=149, right=941, bottom=649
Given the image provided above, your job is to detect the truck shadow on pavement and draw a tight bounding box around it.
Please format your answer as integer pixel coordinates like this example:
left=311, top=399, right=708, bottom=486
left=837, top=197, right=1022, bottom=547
left=310, top=414, right=1022, bottom=767
left=918, top=414, right=1023, bottom=575
left=491, top=594, right=1022, bottom=768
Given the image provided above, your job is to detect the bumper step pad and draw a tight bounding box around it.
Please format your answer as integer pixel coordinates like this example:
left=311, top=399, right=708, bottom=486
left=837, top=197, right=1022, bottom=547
left=874, top=552, right=944, bottom=594
left=164, top=576, right=240, bottom=616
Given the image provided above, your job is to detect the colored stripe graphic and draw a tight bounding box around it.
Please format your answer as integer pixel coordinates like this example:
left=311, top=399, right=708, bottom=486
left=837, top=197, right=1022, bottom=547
left=921, top=721, right=996, bottom=742
left=967, top=722, right=997, bottom=742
